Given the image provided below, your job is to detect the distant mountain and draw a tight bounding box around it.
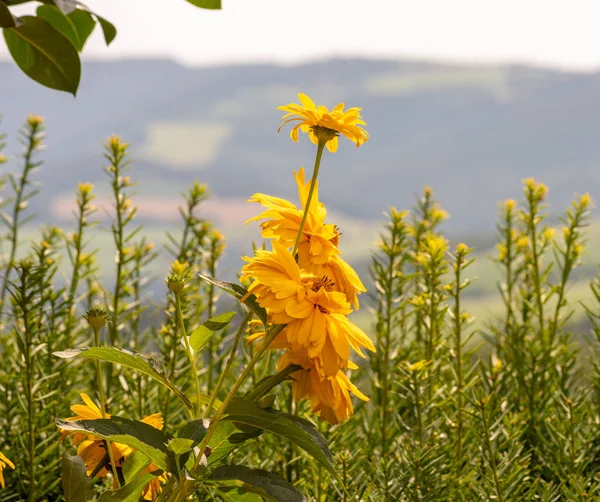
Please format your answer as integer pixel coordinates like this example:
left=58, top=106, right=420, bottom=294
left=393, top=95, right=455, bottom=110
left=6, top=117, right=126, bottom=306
left=2, top=57, right=600, bottom=236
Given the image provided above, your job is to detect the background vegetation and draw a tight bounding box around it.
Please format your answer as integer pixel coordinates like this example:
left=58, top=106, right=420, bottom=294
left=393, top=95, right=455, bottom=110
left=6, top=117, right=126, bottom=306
left=1, top=113, right=600, bottom=500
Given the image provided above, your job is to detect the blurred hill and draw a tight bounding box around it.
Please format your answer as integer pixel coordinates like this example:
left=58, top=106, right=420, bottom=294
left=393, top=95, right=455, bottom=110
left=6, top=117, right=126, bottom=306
left=2, top=57, right=600, bottom=325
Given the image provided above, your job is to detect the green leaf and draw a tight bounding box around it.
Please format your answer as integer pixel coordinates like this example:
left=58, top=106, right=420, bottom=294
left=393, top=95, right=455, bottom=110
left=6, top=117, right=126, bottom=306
left=122, top=451, right=151, bottom=482
left=3, top=15, right=81, bottom=95
left=0, top=2, right=21, bottom=28
left=67, top=9, right=96, bottom=50
left=217, top=489, right=263, bottom=502
left=210, top=465, right=306, bottom=502
left=96, top=14, right=116, bottom=45
left=177, top=418, right=209, bottom=445
left=98, top=472, right=159, bottom=502
left=56, top=416, right=172, bottom=471
left=36, top=5, right=79, bottom=49
left=207, top=421, right=238, bottom=466
left=205, top=311, right=236, bottom=331
left=168, top=437, right=194, bottom=455
left=190, top=311, right=236, bottom=352
left=222, top=398, right=339, bottom=482
left=62, top=453, right=94, bottom=502
left=54, top=346, right=193, bottom=412
left=198, top=274, right=267, bottom=324
left=186, top=0, right=222, bottom=9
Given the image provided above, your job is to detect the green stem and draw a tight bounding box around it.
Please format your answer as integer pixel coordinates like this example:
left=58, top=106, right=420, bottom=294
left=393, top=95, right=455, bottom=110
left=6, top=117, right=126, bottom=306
left=194, top=324, right=285, bottom=472
left=292, top=139, right=326, bottom=257
left=93, top=326, right=121, bottom=487
left=203, top=311, right=253, bottom=419
left=175, top=291, right=202, bottom=419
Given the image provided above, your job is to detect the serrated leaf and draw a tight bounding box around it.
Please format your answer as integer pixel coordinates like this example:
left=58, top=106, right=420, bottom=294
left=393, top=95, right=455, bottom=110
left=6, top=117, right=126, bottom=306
left=62, top=453, right=94, bottom=502
left=122, top=451, right=151, bottom=482
left=56, top=416, right=171, bottom=471
left=186, top=0, right=221, bottom=9
left=210, top=465, right=306, bottom=502
left=168, top=437, right=194, bottom=455
left=54, top=346, right=193, bottom=412
left=198, top=274, right=267, bottom=324
left=98, top=471, right=159, bottom=502
left=222, top=398, right=339, bottom=481
left=3, top=15, right=81, bottom=95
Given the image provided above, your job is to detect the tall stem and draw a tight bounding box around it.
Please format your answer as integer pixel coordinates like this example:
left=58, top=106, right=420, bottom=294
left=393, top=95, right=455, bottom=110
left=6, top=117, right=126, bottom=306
left=203, top=311, right=253, bottom=419
left=175, top=291, right=202, bottom=418
left=291, top=139, right=326, bottom=257
left=92, top=325, right=121, bottom=487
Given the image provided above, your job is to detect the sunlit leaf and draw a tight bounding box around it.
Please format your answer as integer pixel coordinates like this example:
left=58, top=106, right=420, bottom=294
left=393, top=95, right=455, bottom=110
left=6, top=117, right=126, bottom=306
left=54, top=346, right=193, bottom=412
left=98, top=471, right=159, bottom=502
left=57, top=416, right=172, bottom=471
left=190, top=311, right=236, bottom=352
left=222, top=398, right=339, bottom=481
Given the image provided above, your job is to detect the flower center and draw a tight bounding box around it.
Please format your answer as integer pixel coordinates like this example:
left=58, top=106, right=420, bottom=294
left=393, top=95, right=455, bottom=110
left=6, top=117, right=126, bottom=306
left=310, top=276, right=335, bottom=293
left=311, top=125, right=338, bottom=143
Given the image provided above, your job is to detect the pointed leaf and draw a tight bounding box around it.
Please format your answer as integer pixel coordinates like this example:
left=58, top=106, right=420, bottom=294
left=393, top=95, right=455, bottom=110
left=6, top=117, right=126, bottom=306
left=96, top=14, right=116, bottom=45
left=54, top=347, right=193, bottom=412
left=122, top=451, right=151, bottom=482
left=205, top=311, right=236, bottom=331
left=3, top=15, right=81, bottom=95
left=168, top=437, right=194, bottom=455
left=198, top=274, right=267, bottom=324
left=222, top=398, right=339, bottom=481
left=56, top=416, right=172, bottom=471
left=62, top=453, right=94, bottom=502
left=210, top=465, right=306, bottom=502
left=0, top=2, right=21, bottom=28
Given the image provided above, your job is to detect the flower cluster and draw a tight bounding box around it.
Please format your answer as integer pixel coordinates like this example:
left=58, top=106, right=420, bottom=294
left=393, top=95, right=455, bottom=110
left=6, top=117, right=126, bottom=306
left=241, top=96, right=374, bottom=424
left=60, top=394, right=165, bottom=500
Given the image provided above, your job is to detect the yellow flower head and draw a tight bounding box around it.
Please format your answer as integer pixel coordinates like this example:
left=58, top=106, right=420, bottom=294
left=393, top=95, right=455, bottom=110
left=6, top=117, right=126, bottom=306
left=246, top=169, right=366, bottom=308
left=0, top=451, right=15, bottom=489
left=241, top=243, right=374, bottom=376
left=281, top=356, right=368, bottom=425
left=61, top=394, right=164, bottom=479
left=278, top=93, right=369, bottom=152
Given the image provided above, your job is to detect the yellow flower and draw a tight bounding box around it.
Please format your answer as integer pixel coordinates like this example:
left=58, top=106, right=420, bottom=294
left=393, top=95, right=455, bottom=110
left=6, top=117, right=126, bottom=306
left=61, top=393, right=165, bottom=492
left=281, top=355, right=368, bottom=424
left=241, top=243, right=375, bottom=376
left=0, top=451, right=15, bottom=489
left=278, top=93, right=369, bottom=152
left=247, top=169, right=366, bottom=308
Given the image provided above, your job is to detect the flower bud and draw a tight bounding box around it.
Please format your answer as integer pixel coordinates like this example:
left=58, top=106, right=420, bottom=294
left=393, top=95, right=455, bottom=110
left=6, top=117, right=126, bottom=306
left=83, top=306, right=110, bottom=330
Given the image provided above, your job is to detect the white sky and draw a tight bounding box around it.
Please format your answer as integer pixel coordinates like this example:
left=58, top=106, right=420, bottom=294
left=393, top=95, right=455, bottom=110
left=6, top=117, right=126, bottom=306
left=2, top=0, right=600, bottom=71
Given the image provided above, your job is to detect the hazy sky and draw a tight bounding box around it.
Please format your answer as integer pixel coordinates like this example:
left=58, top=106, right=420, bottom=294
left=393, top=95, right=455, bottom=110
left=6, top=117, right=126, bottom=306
left=2, top=0, right=600, bottom=70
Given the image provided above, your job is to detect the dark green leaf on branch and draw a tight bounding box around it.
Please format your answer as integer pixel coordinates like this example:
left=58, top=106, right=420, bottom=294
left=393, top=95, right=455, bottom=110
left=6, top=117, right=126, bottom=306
left=222, top=398, right=339, bottom=481
left=3, top=15, right=81, bottom=95
left=56, top=416, right=172, bottom=471
left=210, top=465, right=306, bottom=502
left=61, top=453, right=94, bottom=502
left=96, top=14, right=116, bottom=45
